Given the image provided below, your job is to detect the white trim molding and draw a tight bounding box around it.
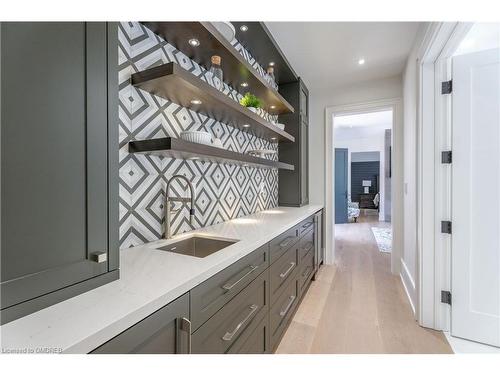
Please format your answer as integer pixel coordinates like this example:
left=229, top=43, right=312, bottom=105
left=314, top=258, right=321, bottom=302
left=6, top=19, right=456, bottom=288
left=324, top=98, right=404, bottom=275
left=416, top=22, right=473, bottom=330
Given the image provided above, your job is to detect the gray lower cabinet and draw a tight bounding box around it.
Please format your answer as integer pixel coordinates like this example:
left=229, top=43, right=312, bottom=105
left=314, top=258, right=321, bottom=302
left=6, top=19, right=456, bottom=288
left=91, top=293, right=190, bottom=354
left=87, top=212, right=322, bottom=354
left=191, top=270, right=269, bottom=354
left=190, top=243, right=269, bottom=331
left=0, top=22, right=119, bottom=324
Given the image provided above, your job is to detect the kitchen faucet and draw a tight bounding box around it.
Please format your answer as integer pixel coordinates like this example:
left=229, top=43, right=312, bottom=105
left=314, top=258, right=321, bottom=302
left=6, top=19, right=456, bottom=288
left=164, top=175, right=196, bottom=239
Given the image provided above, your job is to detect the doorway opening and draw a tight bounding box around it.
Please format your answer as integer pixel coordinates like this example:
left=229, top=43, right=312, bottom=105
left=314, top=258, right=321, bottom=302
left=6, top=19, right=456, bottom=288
left=333, top=110, right=393, bottom=253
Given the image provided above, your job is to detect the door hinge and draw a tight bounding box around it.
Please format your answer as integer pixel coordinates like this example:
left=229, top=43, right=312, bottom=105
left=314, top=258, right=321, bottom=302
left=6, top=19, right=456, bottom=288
left=441, top=291, right=452, bottom=305
left=441, top=151, right=452, bottom=164
left=441, top=80, right=453, bottom=94
left=441, top=220, right=452, bottom=234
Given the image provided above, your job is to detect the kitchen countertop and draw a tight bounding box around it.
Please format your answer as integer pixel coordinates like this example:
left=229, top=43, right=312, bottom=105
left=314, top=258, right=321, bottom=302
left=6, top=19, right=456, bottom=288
left=0, top=205, right=323, bottom=354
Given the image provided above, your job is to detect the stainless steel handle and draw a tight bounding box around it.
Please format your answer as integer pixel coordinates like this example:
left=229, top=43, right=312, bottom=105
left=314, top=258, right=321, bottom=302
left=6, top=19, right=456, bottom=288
left=301, top=222, right=313, bottom=230
left=279, top=295, right=296, bottom=317
left=279, top=262, right=296, bottom=279
left=222, top=304, right=258, bottom=341
left=179, top=317, right=192, bottom=354
left=279, top=236, right=295, bottom=248
left=89, top=251, right=107, bottom=263
left=222, top=265, right=259, bottom=291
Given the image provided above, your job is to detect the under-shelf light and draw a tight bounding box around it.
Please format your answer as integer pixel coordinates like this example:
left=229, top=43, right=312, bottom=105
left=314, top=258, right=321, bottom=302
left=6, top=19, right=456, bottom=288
left=240, top=25, right=248, bottom=32
left=240, top=82, right=249, bottom=87
left=243, top=124, right=251, bottom=128
left=188, top=38, right=200, bottom=47
left=190, top=99, right=202, bottom=105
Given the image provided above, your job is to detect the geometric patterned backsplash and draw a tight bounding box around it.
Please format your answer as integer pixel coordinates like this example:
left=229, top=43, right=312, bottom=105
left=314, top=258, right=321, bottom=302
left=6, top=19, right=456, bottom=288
left=118, top=22, right=279, bottom=249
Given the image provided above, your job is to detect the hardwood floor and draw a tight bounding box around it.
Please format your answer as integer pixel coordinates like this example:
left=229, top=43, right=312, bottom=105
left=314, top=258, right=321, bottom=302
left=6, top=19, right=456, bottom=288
left=276, top=213, right=453, bottom=354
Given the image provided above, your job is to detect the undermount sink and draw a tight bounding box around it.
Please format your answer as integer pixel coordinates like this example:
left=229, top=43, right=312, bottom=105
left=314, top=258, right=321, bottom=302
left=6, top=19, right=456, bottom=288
left=156, top=235, right=239, bottom=258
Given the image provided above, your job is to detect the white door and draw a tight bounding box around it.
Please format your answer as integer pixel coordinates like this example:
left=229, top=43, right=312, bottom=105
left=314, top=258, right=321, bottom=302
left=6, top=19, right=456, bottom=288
left=451, top=48, right=500, bottom=347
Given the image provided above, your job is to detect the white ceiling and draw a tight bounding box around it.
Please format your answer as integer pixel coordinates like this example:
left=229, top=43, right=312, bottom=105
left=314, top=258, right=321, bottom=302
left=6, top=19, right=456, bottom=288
left=334, top=110, right=392, bottom=141
left=265, top=22, right=421, bottom=90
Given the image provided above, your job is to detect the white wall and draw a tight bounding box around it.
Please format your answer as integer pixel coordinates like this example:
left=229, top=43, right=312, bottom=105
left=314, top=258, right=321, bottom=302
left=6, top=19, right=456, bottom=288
left=335, top=134, right=387, bottom=220
left=309, top=75, right=403, bottom=207
left=400, top=25, right=429, bottom=312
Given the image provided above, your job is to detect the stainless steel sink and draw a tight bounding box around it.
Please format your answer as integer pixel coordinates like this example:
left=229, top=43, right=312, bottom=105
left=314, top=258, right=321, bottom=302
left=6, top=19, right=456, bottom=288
left=156, top=235, right=238, bottom=258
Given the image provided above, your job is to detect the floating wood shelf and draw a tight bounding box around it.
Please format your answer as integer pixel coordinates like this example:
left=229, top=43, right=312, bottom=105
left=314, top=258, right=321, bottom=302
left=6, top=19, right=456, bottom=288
left=131, top=62, right=295, bottom=143
left=140, top=21, right=294, bottom=115
left=128, top=137, right=295, bottom=171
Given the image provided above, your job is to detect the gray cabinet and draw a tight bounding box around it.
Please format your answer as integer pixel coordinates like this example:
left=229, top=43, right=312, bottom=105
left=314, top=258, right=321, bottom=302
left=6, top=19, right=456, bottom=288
left=91, top=293, right=190, bottom=354
left=278, top=78, right=309, bottom=206
left=192, top=270, right=269, bottom=354
left=87, top=212, right=322, bottom=354
left=190, top=243, right=268, bottom=331
left=0, top=22, right=118, bottom=323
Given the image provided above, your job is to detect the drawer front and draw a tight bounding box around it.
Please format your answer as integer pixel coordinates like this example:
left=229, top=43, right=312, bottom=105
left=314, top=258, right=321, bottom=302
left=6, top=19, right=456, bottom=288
left=270, top=243, right=299, bottom=300
left=299, top=248, right=314, bottom=295
left=190, top=243, right=269, bottom=331
left=270, top=278, right=299, bottom=350
left=297, top=216, right=314, bottom=237
left=192, top=270, right=269, bottom=354
left=228, top=315, right=270, bottom=354
left=298, top=229, right=314, bottom=265
left=269, top=226, right=299, bottom=264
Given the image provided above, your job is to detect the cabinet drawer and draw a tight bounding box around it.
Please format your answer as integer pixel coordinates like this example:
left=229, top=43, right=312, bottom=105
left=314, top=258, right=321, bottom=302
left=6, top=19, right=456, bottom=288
left=190, top=243, right=269, bottom=331
left=270, top=278, right=299, bottom=350
left=269, top=226, right=299, bottom=264
left=228, top=315, right=270, bottom=354
left=192, top=270, right=269, bottom=354
left=270, top=243, right=299, bottom=300
left=298, top=229, right=314, bottom=264
left=297, top=216, right=314, bottom=237
left=91, top=293, right=190, bottom=354
left=299, top=248, right=314, bottom=296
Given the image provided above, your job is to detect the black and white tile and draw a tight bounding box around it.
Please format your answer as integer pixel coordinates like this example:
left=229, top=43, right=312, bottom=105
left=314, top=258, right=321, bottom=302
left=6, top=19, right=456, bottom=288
left=119, top=22, right=279, bottom=249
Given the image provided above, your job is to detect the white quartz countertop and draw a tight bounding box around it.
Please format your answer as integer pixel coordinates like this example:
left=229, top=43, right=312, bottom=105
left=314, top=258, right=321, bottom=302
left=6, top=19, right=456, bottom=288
left=0, top=205, right=323, bottom=354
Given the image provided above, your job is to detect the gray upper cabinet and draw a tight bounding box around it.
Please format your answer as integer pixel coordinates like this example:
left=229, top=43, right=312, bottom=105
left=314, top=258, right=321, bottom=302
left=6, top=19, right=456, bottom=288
left=278, top=78, right=309, bottom=207
left=0, top=22, right=118, bottom=323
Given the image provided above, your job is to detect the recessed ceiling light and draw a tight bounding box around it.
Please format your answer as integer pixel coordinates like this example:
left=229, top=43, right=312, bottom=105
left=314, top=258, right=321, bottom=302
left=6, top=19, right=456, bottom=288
left=269, top=62, right=275, bottom=67
left=243, top=124, right=250, bottom=128
left=190, top=99, right=202, bottom=105
left=240, top=25, right=248, bottom=32
left=358, top=58, right=365, bottom=65
left=188, top=38, right=200, bottom=47
left=240, top=82, right=249, bottom=87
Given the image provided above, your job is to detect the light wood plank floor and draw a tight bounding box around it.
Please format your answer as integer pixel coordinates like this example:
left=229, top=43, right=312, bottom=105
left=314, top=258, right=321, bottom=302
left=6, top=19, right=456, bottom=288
left=276, top=213, right=453, bottom=354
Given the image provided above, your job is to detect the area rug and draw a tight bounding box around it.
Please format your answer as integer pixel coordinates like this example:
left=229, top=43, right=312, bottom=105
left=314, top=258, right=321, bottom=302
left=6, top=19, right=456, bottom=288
left=371, top=227, right=392, bottom=253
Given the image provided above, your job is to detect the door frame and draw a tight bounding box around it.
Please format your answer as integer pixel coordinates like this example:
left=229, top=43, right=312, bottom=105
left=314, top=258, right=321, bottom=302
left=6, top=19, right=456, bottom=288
left=417, top=22, right=473, bottom=330
left=324, top=98, right=403, bottom=278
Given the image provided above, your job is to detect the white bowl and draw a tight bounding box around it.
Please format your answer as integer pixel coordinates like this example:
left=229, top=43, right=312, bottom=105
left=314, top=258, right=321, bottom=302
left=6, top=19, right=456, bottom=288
left=180, top=131, right=212, bottom=145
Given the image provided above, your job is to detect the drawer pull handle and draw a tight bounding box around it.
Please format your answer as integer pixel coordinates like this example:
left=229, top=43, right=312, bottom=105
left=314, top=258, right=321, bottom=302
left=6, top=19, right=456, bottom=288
left=279, top=236, right=295, bottom=248
left=280, top=295, right=296, bottom=317
left=301, top=222, right=313, bottom=230
left=222, top=265, right=259, bottom=291
left=222, top=304, right=259, bottom=341
left=178, top=317, right=192, bottom=354
left=279, top=262, right=296, bottom=279
left=302, top=243, right=314, bottom=253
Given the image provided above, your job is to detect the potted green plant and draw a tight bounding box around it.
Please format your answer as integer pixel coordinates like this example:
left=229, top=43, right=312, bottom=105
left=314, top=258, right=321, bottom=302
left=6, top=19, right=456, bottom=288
left=239, top=93, right=262, bottom=113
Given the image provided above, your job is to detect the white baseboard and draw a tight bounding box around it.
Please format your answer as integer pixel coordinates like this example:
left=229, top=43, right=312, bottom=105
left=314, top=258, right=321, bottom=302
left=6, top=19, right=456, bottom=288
left=400, top=259, right=416, bottom=315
